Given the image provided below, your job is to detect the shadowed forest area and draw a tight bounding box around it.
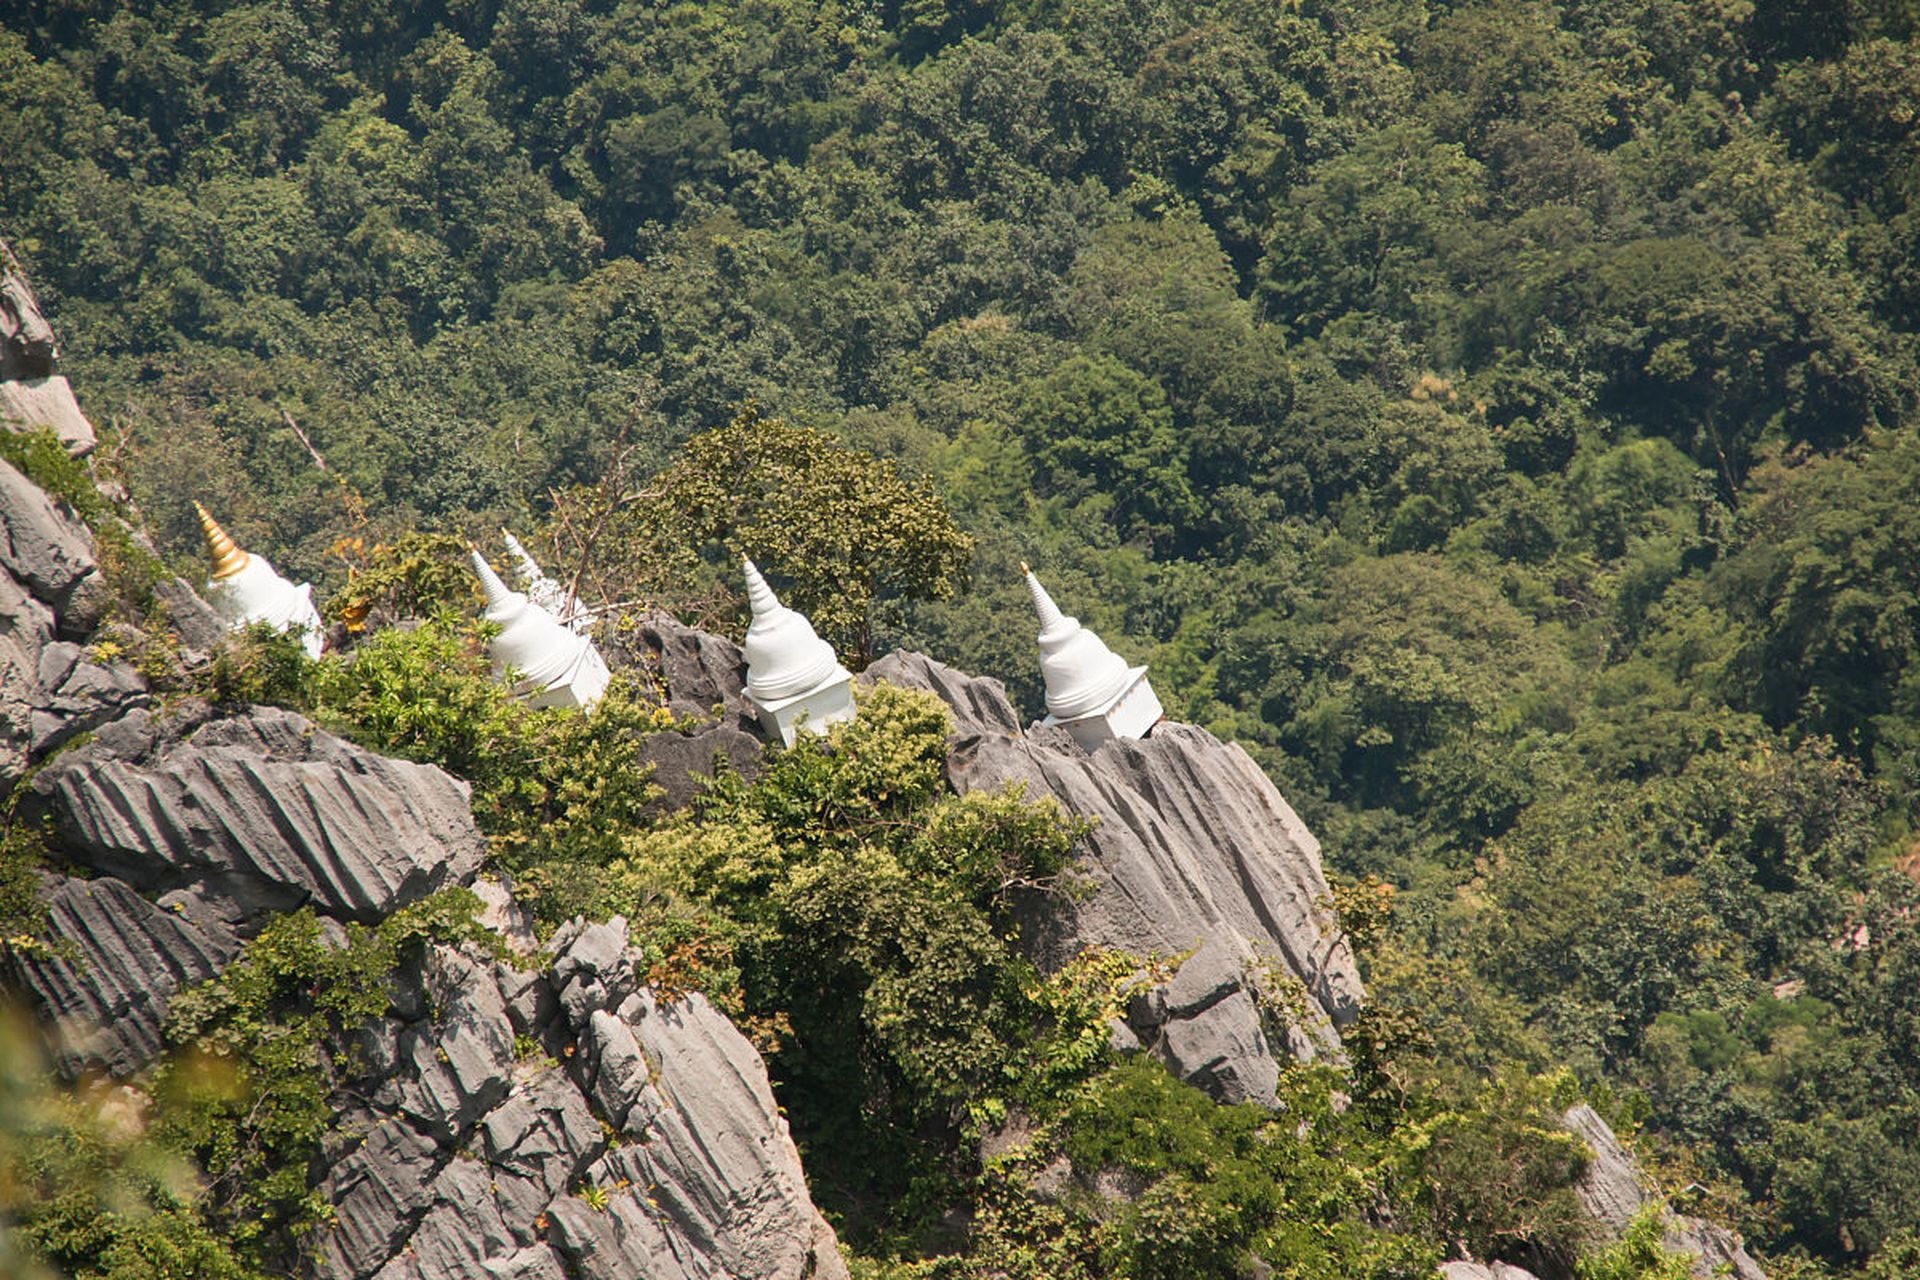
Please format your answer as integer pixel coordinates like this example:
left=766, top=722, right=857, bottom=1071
left=5, top=0, right=1920, bottom=1276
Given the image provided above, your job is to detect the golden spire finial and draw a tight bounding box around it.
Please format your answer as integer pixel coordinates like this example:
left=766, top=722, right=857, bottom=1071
left=194, top=501, right=250, bottom=579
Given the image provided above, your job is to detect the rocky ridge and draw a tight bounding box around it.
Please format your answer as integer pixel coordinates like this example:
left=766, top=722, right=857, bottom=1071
left=0, top=236, right=1763, bottom=1280
left=1564, top=1103, right=1767, bottom=1280
left=865, top=649, right=1363, bottom=1106
left=8, top=694, right=849, bottom=1280
left=0, top=243, right=847, bottom=1280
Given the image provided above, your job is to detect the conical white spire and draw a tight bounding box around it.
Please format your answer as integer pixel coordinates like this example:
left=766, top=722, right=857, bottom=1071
left=502, top=529, right=541, bottom=585
left=471, top=548, right=519, bottom=617
left=744, top=556, right=781, bottom=618
left=1022, top=563, right=1134, bottom=722
left=742, top=558, right=848, bottom=704
left=502, top=528, right=577, bottom=624
left=1024, top=562, right=1071, bottom=640
left=469, top=549, right=608, bottom=709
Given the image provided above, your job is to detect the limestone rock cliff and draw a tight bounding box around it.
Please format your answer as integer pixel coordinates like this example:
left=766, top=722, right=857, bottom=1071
left=0, top=386, right=1761, bottom=1278
left=0, top=454, right=115, bottom=783
left=617, top=628, right=1364, bottom=1108
left=864, top=649, right=1363, bottom=1106
left=618, top=624, right=1366, bottom=1107
left=316, top=919, right=847, bottom=1280
left=1565, top=1104, right=1768, bottom=1280
left=12, top=872, right=239, bottom=1077
left=1441, top=1263, right=1544, bottom=1280
left=0, top=242, right=97, bottom=454
left=0, top=455, right=846, bottom=1280
left=30, top=704, right=487, bottom=928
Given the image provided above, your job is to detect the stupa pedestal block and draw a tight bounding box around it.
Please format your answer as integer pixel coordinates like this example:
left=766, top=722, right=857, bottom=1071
left=751, top=671, right=855, bottom=748
left=1046, top=665, right=1163, bottom=752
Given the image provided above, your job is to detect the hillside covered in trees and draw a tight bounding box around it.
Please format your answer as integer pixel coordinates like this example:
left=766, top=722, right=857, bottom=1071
left=4, top=0, right=1920, bottom=1277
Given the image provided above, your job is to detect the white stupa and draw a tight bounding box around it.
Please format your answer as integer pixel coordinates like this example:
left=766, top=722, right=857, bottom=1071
left=1023, top=563, right=1163, bottom=752
left=741, top=557, right=855, bottom=747
left=469, top=549, right=609, bottom=710
left=194, top=502, right=325, bottom=659
left=501, top=529, right=584, bottom=630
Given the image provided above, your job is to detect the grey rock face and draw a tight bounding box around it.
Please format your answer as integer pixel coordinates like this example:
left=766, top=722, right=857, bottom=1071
left=1440, top=1264, right=1542, bottom=1280
left=1121, top=937, right=1281, bottom=1105
left=0, top=248, right=58, bottom=378
left=873, top=651, right=1022, bottom=736
left=31, top=640, right=149, bottom=758
left=34, top=705, right=486, bottom=926
left=636, top=723, right=764, bottom=812
left=0, top=458, right=103, bottom=632
left=624, top=610, right=753, bottom=724
left=864, top=650, right=1363, bottom=1106
left=0, top=377, right=99, bottom=455
left=152, top=576, right=232, bottom=655
left=7, top=873, right=239, bottom=1076
left=1564, top=1104, right=1647, bottom=1226
left=0, top=270, right=844, bottom=1280
left=612, top=615, right=765, bottom=811
left=316, top=921, right=847, bottom=1280
left=0, top=445, right=127, bottom=782
left=0, top=569, right=55, bottom=785
left=1563, top=1104, right=1768, bottom=1280
left=0, top=241, right=96, bottom=453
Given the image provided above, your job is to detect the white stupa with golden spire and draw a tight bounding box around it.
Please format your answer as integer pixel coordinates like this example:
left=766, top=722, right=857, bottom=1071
left=741, top=557, right=854, bottom=747
left=1023, top=563, right=1162, bottom=751
left=194, top=502, right=325, bottom=658
left=501, top=529, right=584, bottom=631
left=469, top=549, right=608, bottom=710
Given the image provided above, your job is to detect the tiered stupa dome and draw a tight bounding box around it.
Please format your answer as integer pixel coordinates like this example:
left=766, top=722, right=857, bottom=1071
left=470, top=549, right=608, bottom=710
left=1023, top=563, right=1162, bottom=749
left=743, top=559, right=846, bottom=703
left=741, top=557, right=855, bottom=745
left=195, top=502, right=325, bottom=658
left=1024, top=564, right=1133, bottom=721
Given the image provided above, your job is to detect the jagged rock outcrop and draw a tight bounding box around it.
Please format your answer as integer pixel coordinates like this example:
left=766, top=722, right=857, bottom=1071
left=316, top=919, right=847, bottom=1280
left=636, top=723, right=765, bottom=812
left=11, top=699, right=850, bottom=1280
left=31, top=639, right=148, bottom=756
left=1441, top=1264, right=1541, bottom=1280
left=1564, top=1104, right=1768, bottom=1280
left=0, top=284, right=847, bottom=1280
left=0, top=450, right=118, bottom=782
left=31, top=705, right=487, bottom=928
left=864, top=650, right=1364, bottom=1107
left=624, top=610, right=754, bottom=724
left=0, top=564, right=58, bottom=786
left=615, top=632, right=1361, bottom=1106
left=8, top=873, right=239, bottom=1076
left=616, top=611, right=765, bottom=811
left=0, top=240, right=97, bottom=454
left=0, top=458, right=105, bottom=631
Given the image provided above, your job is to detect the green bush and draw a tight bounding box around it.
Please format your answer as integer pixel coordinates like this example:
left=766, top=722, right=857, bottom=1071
left=1413, top=1071, right=1595, bottom=1272
left=305, top=620, right=667, bottom=893
left=1574, top=1208, right=1695, bottom=1280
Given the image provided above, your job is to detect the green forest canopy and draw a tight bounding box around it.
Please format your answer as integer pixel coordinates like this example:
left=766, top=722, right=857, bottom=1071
left=5, top=0, right=1920, bottom=1275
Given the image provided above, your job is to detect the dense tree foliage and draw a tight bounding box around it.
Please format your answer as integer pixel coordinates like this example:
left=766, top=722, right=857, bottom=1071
left=5, top=0, right=1920, bottom=1274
